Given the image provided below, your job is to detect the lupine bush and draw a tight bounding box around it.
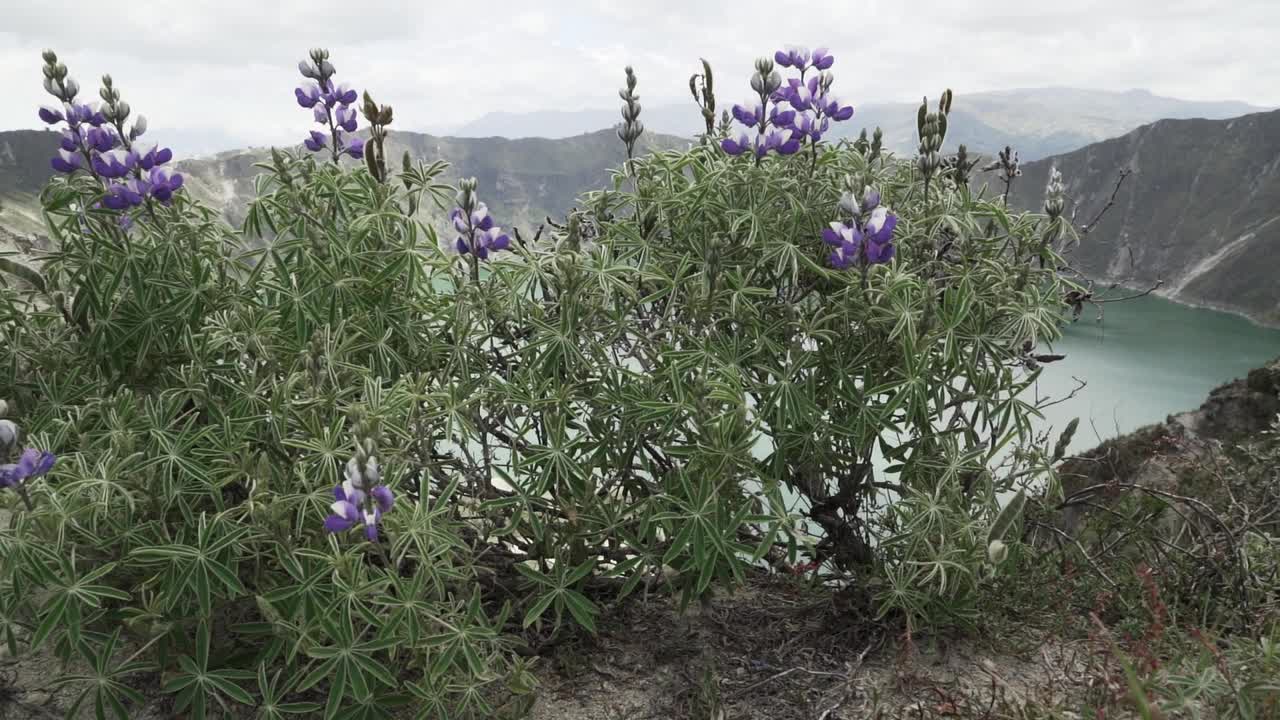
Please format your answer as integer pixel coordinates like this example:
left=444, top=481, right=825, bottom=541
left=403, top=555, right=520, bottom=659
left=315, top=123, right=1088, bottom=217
left=0, top=44, right=1082, bottom=717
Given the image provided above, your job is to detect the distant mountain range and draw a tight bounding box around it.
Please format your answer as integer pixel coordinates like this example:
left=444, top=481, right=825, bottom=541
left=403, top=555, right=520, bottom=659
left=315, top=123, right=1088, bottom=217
left=452, top=88, right=1267, bottom=162
left=4, top=101, right=1279, bottom=325
left=0, top=127, right=689, bottom=244
left=1001, top=109, right=1280, bottom=325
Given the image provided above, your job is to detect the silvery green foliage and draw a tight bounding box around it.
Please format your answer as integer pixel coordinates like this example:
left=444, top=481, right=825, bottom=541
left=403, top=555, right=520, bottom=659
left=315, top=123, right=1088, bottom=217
left=0, top=49, right=1081, bottom=717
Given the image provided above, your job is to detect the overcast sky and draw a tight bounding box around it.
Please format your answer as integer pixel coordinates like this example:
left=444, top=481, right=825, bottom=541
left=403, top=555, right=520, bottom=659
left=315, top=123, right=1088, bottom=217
left=3, top=0, right=1276, bottom=155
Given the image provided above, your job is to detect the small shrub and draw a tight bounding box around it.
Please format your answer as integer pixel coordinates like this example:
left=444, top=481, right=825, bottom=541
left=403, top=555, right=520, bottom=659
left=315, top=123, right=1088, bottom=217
left=1, top=44, right=1081, bottom=716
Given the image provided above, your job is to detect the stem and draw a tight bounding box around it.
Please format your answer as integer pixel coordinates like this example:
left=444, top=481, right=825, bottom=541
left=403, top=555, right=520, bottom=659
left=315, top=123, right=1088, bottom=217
left=15, top=484, right=35, bottom=512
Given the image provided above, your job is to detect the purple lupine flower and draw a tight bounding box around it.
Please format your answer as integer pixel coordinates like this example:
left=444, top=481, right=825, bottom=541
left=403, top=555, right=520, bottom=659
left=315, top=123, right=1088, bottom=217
left=731, top=102, right=763, bottom=127
left=822, top=221, right=861, bottom=270
left=861, top=187, right=881, bottom=213
left=323, top=455, right=394, bottom=541
left=328, top=83, right=357, bottom=106
left=303, top=130, right=327, bottom=152
left=775, top=76, right=820, bottom=111
left=50, top=148, right=81, bottom=174
left=790, top=112, right=819, bottom=142
left=335, top=105, right=357, bottom=132
left=295, top=84, right=322, bottom=108
left=450, top=201, right=511, bottom=260
left=85, top=127, right=117, bottom=153
left=65, top=103, right=106, bottom=127
left=38, top=55, right=182, bottom=208
left=774, top=46, right=835, bottom=72
left=294, top=51, right=362, bottom=164
left=722, top=70, right=804, bottom=159
left=721, top=131, right=753, bottom=156
left=323, top=485, right=361, bottom=533
left=759, top=128, right=800, bottom=157
left=371, top=485, right=394, bottom=513
left=135, top=144, right=173, bottom=171
left=862, top=207, right=897, bottom=263
left=811, top=47, right=834, bottom=70
left=773, top=46, right=811, bottom=69
left=823, top=192, right=897, bottom=270
left=817, top=94, right=854, bottom=121
left=0, top=448, right=56, bottom=489
left=768, top=104, right=796, bottom=129
left=91, top=148, right=136, bottom=179
left=102, top=181, right=142, bottom=210
left=761, top=50, right=854, bottom=146
left=474, top=227, right=512, bottom=259
left=148, top=167, right=184, bottom=203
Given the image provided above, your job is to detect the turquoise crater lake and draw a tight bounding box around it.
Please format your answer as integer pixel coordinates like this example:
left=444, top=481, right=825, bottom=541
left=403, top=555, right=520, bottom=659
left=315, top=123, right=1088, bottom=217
left=1033, top=294, right=1280, bottom=455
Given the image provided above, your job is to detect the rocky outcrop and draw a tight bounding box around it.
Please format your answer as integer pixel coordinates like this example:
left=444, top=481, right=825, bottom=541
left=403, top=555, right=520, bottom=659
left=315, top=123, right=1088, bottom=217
left=1053, top=357, right=1280, bottom=534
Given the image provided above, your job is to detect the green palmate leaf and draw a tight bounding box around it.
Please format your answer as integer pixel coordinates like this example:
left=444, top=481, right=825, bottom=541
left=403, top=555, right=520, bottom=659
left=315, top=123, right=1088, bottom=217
left=987, top=490, right=1027, bottom=545
left=522, top=591, right=557, bottom=629
left=561, top=590, right=598, bottom=633
left=0, top=257, right=46, bottom=292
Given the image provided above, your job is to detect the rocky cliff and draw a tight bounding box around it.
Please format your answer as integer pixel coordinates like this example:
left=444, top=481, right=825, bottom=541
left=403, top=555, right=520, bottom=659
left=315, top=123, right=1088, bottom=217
left=1002, top=109, right=1280, bottom=325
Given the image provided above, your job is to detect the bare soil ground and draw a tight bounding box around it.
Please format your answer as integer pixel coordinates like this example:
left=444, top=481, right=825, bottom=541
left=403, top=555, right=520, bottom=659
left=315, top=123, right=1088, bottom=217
left=524, top=576, right=1094, bottom=720
left=2, top=573, right=1094, bottom=720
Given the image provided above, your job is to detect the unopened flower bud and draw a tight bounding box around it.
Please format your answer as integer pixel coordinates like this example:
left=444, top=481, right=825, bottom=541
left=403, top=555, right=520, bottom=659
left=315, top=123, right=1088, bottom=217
left=765, top=70, right=782, bottom=94
left=838, top=191, right=857, bottom=217
left=987, top=539, right=1009, bottom=565
left=42, top=49, right=58, bottom=64
left=130, top=115, right=147, bottom=140
left=0, top=419, right=17, bottom=448
left=63, top=77, right=79, bottom=98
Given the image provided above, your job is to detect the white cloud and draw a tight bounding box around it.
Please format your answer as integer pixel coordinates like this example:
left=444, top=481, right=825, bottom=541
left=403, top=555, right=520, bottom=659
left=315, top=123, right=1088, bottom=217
left=2, top=0, right=1275, bottom=154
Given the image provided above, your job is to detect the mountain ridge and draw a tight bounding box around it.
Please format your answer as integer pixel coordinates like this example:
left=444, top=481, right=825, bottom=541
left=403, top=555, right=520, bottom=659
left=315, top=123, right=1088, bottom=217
left=5, top=107, right=1279, bottom=326
left=450, top=87, right=1268, bottom=162
left=1000, top=108, right=1280, bottom=325
left=0, top=127, right=690, bottom=241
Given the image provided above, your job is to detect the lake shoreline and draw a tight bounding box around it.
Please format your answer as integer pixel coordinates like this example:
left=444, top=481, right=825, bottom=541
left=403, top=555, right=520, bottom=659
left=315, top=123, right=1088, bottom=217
left=1085, top=275, right=1279, bottom=330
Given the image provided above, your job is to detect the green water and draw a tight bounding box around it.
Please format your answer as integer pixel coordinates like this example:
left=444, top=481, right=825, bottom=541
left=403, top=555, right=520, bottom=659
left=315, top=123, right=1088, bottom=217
left=1031, top=295, right=1280, bottom=455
